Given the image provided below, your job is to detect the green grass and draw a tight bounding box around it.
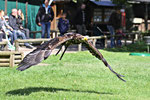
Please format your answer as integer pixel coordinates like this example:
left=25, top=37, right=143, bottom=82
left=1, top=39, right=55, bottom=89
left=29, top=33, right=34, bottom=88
left=0, top=42, right=150, bottom=100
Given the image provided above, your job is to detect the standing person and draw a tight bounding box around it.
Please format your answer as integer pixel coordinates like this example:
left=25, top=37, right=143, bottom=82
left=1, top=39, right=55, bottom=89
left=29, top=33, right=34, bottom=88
left=116, top=28, right=125, bottom=47
left=17, top=9, right=30, bottom=39
left=36, top=0, right=54, bottom=38
left=107, top=9, right=121, bottom=48
left=74, top=3, right=87, bottom=35
left=57, top=13, right=69, bottom=36
left=9, top=9, right=33, bottom=49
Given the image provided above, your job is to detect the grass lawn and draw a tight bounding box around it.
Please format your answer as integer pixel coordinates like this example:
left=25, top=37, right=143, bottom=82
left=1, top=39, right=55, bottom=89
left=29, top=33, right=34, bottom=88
left=0, top=41, right=150, bottom=100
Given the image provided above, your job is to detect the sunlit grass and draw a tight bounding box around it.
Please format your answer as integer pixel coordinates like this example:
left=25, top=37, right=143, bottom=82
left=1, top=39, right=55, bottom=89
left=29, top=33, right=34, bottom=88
left=0, top=49, right=150, bottom=100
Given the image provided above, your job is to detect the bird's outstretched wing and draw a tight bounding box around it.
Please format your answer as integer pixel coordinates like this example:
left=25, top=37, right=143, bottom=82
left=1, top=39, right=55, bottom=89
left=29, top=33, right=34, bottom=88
left=83, top=40, right=126, bottom=82
left=17, top=33, right=125, bottom=82
left=17, top=34, right=73, bottom=71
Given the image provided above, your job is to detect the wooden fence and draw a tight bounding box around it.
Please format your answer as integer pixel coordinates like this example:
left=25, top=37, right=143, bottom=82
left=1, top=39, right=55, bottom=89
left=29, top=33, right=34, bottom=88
left=30, top=30, right=59, bottom=39
left=0, top=31, right=141, bottom=67
left=0, top=51, right=24, bottom=67
left=77, top=32, right=141, bottom=51
left=87, top=32, right=141, bottom=48
left=0, top=31, right=141, bottom=52
left=0, top=41, right=7, bottom=45
left=14, top=32, right=141, bottom=52
left=15, top=38, right=50, bottom=51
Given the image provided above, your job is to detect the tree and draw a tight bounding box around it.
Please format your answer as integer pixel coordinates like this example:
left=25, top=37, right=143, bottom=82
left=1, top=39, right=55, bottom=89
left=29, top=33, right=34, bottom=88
left=112, top=0, right=128, bottom=6
left=73, top=0, right=87, bottom=6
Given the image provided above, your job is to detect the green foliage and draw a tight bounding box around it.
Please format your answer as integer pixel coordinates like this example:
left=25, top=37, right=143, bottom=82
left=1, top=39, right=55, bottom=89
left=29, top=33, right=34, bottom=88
left=72, top=0, right=77, bottom=3
left=142, top=30, right=150, bottom=36
left=0, top=47, right=150, bottom=99
left=112, top=0, right=127, bottom=5
left=73, top=0, right=86, bottom=4
left=104, top=41, right=147, bottom=52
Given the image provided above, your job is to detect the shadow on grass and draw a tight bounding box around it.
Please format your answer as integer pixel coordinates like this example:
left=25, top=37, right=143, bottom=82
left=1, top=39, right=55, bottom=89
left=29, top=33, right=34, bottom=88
left=104, top=41, right=147, bottom=53
left=6, top=87, right=113, bottom=96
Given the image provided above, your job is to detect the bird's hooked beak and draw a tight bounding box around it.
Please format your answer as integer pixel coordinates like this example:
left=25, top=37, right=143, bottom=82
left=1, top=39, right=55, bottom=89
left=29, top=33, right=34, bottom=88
left=82, top=36, right=89, bottom=41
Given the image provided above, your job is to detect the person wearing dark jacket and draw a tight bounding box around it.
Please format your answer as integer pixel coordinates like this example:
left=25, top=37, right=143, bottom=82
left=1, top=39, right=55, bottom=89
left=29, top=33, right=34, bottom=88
left=9, top=9, right=33, bottom=49
left=74, top=3, right=86, bottom=35
left=17, top=9, right=30, bottom=39
left=36, top=0, right=54, bottom=38
left=107, top=9, right=121, bottom=48
left=58, top=13, right=69, bottom=36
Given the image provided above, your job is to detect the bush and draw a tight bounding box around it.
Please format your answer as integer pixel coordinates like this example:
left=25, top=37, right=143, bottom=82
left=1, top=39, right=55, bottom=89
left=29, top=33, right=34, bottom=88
left=142, top=30, right=150, bottom=36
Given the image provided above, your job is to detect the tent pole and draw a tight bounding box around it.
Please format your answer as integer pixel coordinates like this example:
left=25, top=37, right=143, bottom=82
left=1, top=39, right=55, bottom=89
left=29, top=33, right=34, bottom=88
left=5, top=0, right=7, bottom=15
left=16, top=0, right=18, bottom=9
left=145, top=3, right=148, bottom=31
left=25, top=1, right=28, bottom=28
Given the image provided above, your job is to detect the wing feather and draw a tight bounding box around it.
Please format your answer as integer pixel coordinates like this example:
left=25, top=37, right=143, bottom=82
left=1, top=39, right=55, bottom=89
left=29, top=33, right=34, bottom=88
left=17, top=35, right=73, bottom=71
left=17, top=33, right=125, bottom=82
left=83, top=40, right=126, bottom=82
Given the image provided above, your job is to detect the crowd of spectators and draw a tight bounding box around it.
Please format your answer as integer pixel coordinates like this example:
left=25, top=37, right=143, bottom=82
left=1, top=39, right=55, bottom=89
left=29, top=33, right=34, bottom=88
left=0, top=0, right=125, bottom=51
left=0, top=0, right=69, bottom=51
left=0, top=9, right=33, bottom=51
left=0, top=3, right=69, bottom=51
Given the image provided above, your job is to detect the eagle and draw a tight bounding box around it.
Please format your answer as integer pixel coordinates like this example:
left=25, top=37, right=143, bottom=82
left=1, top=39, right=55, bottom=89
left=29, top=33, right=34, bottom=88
left=17, top=33, right=125, bottom=82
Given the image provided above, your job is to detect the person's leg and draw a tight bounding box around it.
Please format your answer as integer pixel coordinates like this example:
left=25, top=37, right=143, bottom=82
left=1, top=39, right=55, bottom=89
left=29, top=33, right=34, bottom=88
left=21, top=28, right=30, bottom=39
left=13, top=30, right=28, bottom=47
left=5, top=34, right=15, bottom=50
left=118, top=39, right=122, bottom=46
left=107, top=25, right=115, bottom=48
left=41, top=22, right=46, bottom=38
left=14, top=30, right=33, bottom=48
left=46, top=22, right=51, bottom=38
left=7, top=30, right=14, bottom=45
left=116, top=38, right=118, bottom=46
left=12, top=30, right=18, bottom=41
left=76, top=25, right=82, bottom=35
left=17, top=30, right=29, bottom=46
left=0, top=32, right=5, bottom=50
left=0, top=33, right=3, bottom=42
left=17, top=30, right=26, bottom=40
left=82, top=24, right=86, bottom=36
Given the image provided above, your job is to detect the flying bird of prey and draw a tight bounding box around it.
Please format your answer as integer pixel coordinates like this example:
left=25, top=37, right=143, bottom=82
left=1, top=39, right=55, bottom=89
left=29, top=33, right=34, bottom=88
left=17, top=33, right=125, bottom=82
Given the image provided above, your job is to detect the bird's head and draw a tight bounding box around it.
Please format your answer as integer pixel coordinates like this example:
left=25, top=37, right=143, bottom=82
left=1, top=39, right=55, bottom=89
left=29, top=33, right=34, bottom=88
left=82, top=36, right=89, bottom=41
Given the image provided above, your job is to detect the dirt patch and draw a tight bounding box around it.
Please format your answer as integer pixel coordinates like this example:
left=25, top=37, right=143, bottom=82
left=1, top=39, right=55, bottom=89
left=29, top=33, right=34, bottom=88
left=37, top=63, right=51, bottom=66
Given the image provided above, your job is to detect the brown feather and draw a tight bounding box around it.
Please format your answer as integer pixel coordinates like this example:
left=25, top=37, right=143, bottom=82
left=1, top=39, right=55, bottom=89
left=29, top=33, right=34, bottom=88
left=83, top=41, right=125, bottom=82
left=17, top=33, right=125, bottom=82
